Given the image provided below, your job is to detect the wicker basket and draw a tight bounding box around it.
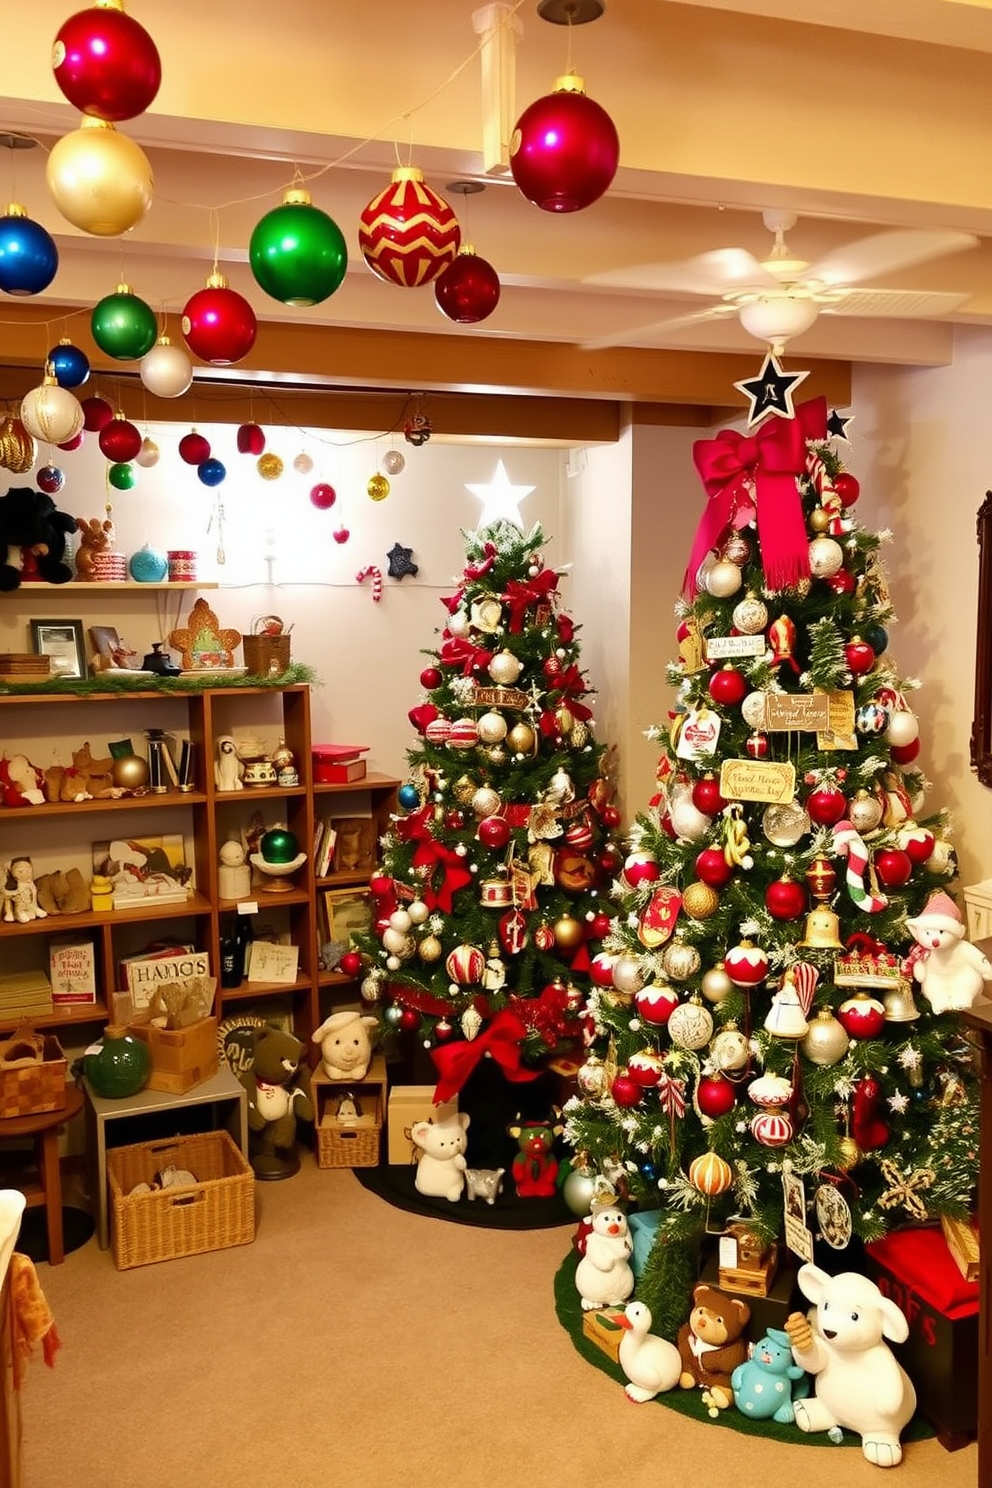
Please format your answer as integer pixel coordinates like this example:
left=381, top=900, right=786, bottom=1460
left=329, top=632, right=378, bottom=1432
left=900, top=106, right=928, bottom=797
left=0, top=1028, right=67, bottom=1119
left=242, top=616, right=291, bottom=676
left=107, top=1130, right=255, bottom=1269
left=317, top=1110, right=382, bottom=1168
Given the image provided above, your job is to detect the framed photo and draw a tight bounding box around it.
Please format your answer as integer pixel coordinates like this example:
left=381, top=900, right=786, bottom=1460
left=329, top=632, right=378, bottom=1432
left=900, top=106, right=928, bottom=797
left=323, top=887, right=373, bottom=949
left=30, top=618, right=86, bottom=679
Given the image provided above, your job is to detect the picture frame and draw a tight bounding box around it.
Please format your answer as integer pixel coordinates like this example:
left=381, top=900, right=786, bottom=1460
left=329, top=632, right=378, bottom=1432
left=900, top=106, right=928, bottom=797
left=30, top=618, right=87, bottom=679
left=331, top=815, right=377, bottom=874
left=323, top=887, right=373, bottom=949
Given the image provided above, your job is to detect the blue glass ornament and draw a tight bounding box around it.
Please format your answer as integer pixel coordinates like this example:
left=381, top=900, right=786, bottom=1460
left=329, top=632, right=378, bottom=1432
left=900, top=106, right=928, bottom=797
left=127, top=544, right=169, bottom=583
left=0, top=207, right=58, bottom=296
left=397, top=782, right=421, bottom=811
left=47, top=340, right=90, bottom=388
left=639, top=1162, right=657, bottom=1182
left=197, top=458, right=227, bottom=487
left=864, top=624, right=888, bottom=656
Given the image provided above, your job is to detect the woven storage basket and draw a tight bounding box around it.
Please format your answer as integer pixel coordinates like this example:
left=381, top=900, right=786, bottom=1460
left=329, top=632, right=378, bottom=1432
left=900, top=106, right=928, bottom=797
left=107, top=1130, right=254, bottom=1269
left=242, top=616, right=291, bottom=675
left=0, top=1030, right=67, bottom=1119
left=317, top=1108, right=382, bottom=1168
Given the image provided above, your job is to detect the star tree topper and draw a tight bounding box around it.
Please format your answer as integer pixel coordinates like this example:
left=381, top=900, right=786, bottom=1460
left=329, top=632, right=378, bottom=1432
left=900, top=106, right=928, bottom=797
left=465, top=459, right=535, bottom=529
left=734, top=352, right=810, bottom=428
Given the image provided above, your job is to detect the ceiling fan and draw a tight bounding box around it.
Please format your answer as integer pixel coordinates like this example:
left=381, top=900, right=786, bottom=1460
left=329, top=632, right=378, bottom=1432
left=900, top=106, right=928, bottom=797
left=579, top=210, right=980, bottom=352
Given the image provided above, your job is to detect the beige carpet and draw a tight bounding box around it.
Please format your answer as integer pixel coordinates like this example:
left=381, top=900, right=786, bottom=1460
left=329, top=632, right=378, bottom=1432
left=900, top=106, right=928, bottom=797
left=17, top=1163, right=980, bottom=1488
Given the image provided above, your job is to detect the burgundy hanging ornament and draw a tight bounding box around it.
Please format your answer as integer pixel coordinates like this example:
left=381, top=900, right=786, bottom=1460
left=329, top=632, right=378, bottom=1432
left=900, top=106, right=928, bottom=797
left=178, top=431, right=211, bottom=466
left=98, top=415, right=141, bottom=463
left=236, top=422, right=266, bottom=455
left=510, top=72, right=619, bottom=213
left=182, top=272, right=257, bottom=365
left=434, top=246, right=501, bottom=323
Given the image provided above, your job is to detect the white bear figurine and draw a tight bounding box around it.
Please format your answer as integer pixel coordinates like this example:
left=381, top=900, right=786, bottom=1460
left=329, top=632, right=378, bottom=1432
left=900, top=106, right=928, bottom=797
left=411, top=1112, right=471, bottom=1202
left=311, top=1010, right=378, bottom=1080
left=905, top=891, right=992, bottom=1013
left=574, top=1205, right=635, bottom=1311
left=785, top=1264, right=916, bottom=1468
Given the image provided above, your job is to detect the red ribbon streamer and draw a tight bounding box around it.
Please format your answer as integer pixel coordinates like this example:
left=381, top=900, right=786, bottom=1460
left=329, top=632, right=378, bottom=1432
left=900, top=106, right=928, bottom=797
left=503, top=570, right=559, bottom=632
left=431, top=1007, right=541, bottom=1102
left=684, top=396, right=829, bottom=597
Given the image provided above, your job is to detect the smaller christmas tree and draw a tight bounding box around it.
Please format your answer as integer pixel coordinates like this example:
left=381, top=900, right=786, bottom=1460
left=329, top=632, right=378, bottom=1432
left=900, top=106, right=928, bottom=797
left=358, top=521, right=624, bottom=1154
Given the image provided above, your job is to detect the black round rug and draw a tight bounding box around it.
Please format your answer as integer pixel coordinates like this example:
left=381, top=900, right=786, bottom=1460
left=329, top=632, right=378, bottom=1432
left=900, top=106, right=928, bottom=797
left=14, top=1207, right=95, bottom=1264
left=354, top=1162, right=575, bottom=1229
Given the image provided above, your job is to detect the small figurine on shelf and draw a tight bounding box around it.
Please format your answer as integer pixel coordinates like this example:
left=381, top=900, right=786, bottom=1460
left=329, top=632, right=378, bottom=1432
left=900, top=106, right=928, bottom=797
left=1, top=857, right=47, bottom=923
left=218, top=839, right=252, bottom=899
left=905, top=891, right=992, bottom=1013
left=215, top=736, right=244, bottom=792
left=89, top=873, right=113, bottom=912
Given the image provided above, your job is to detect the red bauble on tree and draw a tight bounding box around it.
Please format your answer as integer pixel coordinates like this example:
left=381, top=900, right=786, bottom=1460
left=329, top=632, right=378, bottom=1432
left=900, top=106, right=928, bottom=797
left=837, top=993, right=886, bottom=1039
left=53, top=4, right=162, bottom=121
left=765, top=876, right=808, bottom=921
left=339, top=951, right=363, bottom=978
left=588, top=911, right=612, bottom=939
left=634, top=984, right=679, bottom=1025
left=708, top=665, right=748, bottom=707
left=178, top=431, right=211, bottom=466
left=827, top=569, right=856, bottom=596
left=692, top=775, right=726, bottom=815
left=874, top=847, right=913, bottom=888
left=807, top=785, right=848, bottom=825
left=510, top=74, right=619, bottom=213
left=622, top=851, right=660, bottom=888
left=890, top=738, right=921, bottom=765
left=182, top=274, right=257, bottom=365
left=697, top=1072, right=736, bottom=1119
left=600, top=804, right=622, bottom=830
left=478, top=815, right=511, bottom=849
left=589, top=952, right=616, bottom=988
left=97, top=416, right=141, bottom=463
left=359, top=168, right=460, bottom=287
left=903, top=829, right=935, bottom=865
left=845, top=637, right=876, bottom=675
left=695, top=847, right=733, bottom=889
left=723, top=940, right=768, bottom=986
left=833, top=472, right=861, bottom=508
left=628, top=1049, right=664, bottom=1088
left=745, top=732, right=769, bottom=759
left=610, top=1071, right=642, bottom=1108
left=434, top=247, right=501, bottom=323
left=399, top=1008, right=421, bottom=1032
left=420, top=666, right=442, bottom=689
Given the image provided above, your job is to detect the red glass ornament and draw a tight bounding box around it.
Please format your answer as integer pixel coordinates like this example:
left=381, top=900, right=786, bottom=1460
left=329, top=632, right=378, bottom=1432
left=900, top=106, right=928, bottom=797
left=628, top=1050, right=664, bottom=1088
left=890, top=739, right=921, bottom=765
left=695, top=847, right=733, bottom=889
left=826, top=568, right=856, bottom=596
left=745, top=732, right=769, bottom=759
left=837, top=994, right=885, bottom=1039
left=309, top=483, right=336, bottom=510
left=97, top=416, right=141, bottom=463
left=359, top=168, right=460, bottom=287
left=724, top=940, right=768, bottom=986
left=434, top=248, right=500, bottom=323
left=622, top=852, right=660, bottom=888
left=333, top=527, right=350, bottom=544
left=510, top=76, right=619, bottom=212
left=81, top=395, right=113, bottom=432
left=600, top=804, right=622, bottom=830
left=833, top=472, right=861, bottom=508
left=58, top=430, right=85, bottom=451
left=589, top=911, right=612, bottom=939
left=478, top=815, right=510, bottom=849
left=709, top=665, right=747, bottom=706
left=178, top=431, right=211, bottom=466
left=399, top=1008, right=421, bottom=1032
left=610, top=1071, right=642, bottom=1109
left=444, top=810, right=465, bottom=831
left=434, top=1018, right=454, bottom=1042
left=419, top=666, right=442, bottom=689
left=598, top=846, right=622, bottom=876
left=845, top=638, right=876, bottom=675
left=807, top=786, right=848, bottom=826
left=338, top=951, right=363, bottom=978
left=903, top=830, right=935, bottom=865
left=543, top=656, right=563, bottom=680
left=697, top=1073, right=736, bottom=1119
left=533, top=922, right=556, bottom=952
left=692, top=775, right=726, bottom=815
left=36, top=465, right=65, bottom=495
left=53, top=6, right=161, bottom=121
left=236, top=422, right=266, bottom=455
left=590, top=952, right=616, bottom=988
left=634, top=985, right=679, bottom=1026
left=874, top=847, right=913, bottom=888
left=765, top=877, right=808, bottom=921
left=369, top=873, right=394, bottom=899
left=182, top=274, right=257, bottom=365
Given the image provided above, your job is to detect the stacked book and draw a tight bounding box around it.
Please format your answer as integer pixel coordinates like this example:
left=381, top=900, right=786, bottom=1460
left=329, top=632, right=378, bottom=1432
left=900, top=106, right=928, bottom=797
left=0, top=653, right=51, bottom=685
left=0, top=969, right=54, bottom=1021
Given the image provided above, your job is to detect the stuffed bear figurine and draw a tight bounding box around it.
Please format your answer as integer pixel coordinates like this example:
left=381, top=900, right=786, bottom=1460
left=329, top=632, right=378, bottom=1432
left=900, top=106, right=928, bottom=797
left=240, top=1025, right=314, bottom=1180
left=0, top=486, right=76, bottom=590
left=74, top=516, right=115, bottom=581
left=410, top=1111, right=470, bottom=1201
left=677, top=1283, right=751, bottom=1411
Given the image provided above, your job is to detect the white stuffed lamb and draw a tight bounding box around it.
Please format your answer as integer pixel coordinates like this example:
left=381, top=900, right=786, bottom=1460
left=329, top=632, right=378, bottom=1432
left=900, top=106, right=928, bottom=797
left=311, top=1010, right=377, bottom=1080
left=410, top=1112, right=470, bottom=1202
left=784, top=1264, right=916, bottom=1468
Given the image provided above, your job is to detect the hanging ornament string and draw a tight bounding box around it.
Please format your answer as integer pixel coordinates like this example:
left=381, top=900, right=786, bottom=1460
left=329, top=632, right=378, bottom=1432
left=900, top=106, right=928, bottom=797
left=356, top=565, right=383, bottom=601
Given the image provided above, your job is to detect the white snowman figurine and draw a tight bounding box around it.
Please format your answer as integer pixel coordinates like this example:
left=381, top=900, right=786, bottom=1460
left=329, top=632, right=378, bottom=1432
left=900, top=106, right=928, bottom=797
left=905, top=891, right=992, bottom=1014
left=575, top=1204, right=635, bottom=1311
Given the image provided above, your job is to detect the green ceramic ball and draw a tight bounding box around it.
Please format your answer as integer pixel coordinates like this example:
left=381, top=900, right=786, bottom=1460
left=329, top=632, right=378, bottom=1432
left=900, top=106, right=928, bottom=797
left=260, top=827, right=298, bottom=864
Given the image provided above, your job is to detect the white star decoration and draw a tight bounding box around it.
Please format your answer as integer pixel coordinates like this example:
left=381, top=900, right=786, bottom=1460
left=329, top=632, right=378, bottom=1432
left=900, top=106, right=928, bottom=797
left=465, top=459, right=535, bottom=529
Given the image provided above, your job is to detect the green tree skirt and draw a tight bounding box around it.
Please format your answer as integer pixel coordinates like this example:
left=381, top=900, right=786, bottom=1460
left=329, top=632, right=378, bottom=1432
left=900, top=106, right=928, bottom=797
left=554, top=1249, right=933, bottom=1447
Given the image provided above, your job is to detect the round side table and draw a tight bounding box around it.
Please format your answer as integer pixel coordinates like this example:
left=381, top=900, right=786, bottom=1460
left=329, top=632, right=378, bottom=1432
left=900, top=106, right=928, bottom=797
left=0, top=1086, right=84, bottom=1265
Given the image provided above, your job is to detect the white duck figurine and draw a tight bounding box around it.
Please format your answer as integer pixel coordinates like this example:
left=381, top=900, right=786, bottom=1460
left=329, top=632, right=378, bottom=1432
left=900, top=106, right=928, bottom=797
left=905, top=891, right=992, bottom=1014
left=618, top=1300, right=682, bottom=1402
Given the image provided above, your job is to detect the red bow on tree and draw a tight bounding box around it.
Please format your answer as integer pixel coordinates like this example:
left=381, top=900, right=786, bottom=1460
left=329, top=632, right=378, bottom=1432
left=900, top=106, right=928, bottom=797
left=431, top=1007, right=541, bottom=1101
left=552, top=664, right=593, bottom=720
left=464, top=541, right=498, bottom=580
left=403, top=817, right=474, bottom=911
left=684, top=396, right=828, bottom=597
left=503, top=570, right=559, bottom=632
left=438, top=636, right=493, bottom=675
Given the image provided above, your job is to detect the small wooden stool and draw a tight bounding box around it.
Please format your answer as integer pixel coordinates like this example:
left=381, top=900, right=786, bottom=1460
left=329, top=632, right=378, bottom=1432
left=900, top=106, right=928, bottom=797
left=0, top=1086, right=84, bottom=1265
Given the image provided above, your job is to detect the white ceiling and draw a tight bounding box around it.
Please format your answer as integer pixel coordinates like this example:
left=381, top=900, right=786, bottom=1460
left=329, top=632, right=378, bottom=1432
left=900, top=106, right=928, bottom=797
left=2, top=0, right=992, bottom=388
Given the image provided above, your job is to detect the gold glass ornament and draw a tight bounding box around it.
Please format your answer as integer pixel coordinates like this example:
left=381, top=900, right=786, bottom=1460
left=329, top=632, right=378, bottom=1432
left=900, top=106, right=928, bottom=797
left=668, top=997, right=714, bottom=1051
left=805, top=857, right=837, bottom=901
left=705, top=558, right=743, bottom=598
left=46, top=118, right=154, bottom=236
left=576, top=1055, right=608, bottom=1098
left=837, top=1136, right=861, bottom=1171
left=556, top=705, right=575, bottom=735
left=721, top=533, right=752, bottom=567
left=663, top=937, right=701, bottom=982
left=110, top=753, right=149, bottom=791
left=453, top=775, right=477, bottom=805
left=700, top=963, right=733, bottom=1004
left=688, top=1150, right=733, bottom=1197
left=20, top=370, right=84, bottom=445
left=257, top=452, right=284, bottom=480
left=809, top=506, right=831, bottom=533
left=848, top=789, right=884, bottom=834
left=572, top=721, right=589, bottom=748
left=470, top=597, right=503, bottom=633
left=471, top=786, right=502, bottom=818
left=731, top=593, right=769, bottom=635
left=610, top=955, right=645, bottom=997
left=800, top=1007, right=850, bottom=1067
left=418, top=935, right=443, bottom=962
left=808, top=536, right=845, bottom=578
left=710, top=1022, right=750, bottom=1071
left=488, top=649, right=523, bottom=685
left=553, top=914, right=585, bottom=951
left=487, top=745, right=508, bottom=766
left=682, top=881, right=720, bottom=920
left=367, top=472, right=390, bottom=501
left=507, top=721, right=537, bottom=756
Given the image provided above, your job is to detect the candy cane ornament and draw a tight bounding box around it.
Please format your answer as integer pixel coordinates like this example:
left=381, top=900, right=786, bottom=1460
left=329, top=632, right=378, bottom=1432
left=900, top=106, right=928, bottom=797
left=832, top=818, right=888, bottom=913
left=356, top=565, right=383, bottom=602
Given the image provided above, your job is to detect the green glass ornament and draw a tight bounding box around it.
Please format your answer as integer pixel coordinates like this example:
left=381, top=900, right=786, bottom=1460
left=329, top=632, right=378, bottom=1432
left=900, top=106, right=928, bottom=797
left=260, top=827, right=298, bottom=864
left=91, top=282, right=158, bottom=361
left=249, top=189, right=347, bottom=307
left=108, top=461, right=137, bottom=490
left=83, top=1026, right=151, bottom=1099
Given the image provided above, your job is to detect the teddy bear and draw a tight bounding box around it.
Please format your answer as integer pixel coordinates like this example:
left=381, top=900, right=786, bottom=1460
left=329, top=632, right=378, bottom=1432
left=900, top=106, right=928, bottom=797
left=785, top=1264, right=916, bottom=1468
left=905, top=890, right=992, bottom=1013
left=311, top=1009, right=377, bottom=1080
left=677, top=1282, right=751, bottom=1410
left=574, top=1204, right=635, bottom=1310
left=731, top=1327, right=810, bottom=1423
left=0, top=486, right=76, bottom=590
left=506, top=1108, right=564, bottom=1197
left=410, top=1110, right=471, bottom=1201
left=34, top=867, right=90, bottom=917
left=73, top=516, right=115, bottom=581
left=240, top=1025, right=314, bottom=1180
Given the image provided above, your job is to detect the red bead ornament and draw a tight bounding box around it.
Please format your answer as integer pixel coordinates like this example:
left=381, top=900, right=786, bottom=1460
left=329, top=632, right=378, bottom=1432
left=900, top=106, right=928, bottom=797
left=589, top=911, right=612, bottom=939
left=903, top=829, right=935, bottom=865
left=837, top=993, right=886, bottom=1040
left=419, top=666, right=442, bottom=689
left=826, top=569, right=856, bottom=596
left=309, top=483, right=336, bottom=511
left=182, top=273, right=257, bottom=365
left=833, top=472, right=861, bottom=508
left=533, top=922, right=556, bottom=952
left=478, top=815, right=510, bottom=849
left=890, top=739, right=921, bottom=765
left=622, top=851, right=660, bottom=888
left=510, top=74, right=619, bottom=213
left=873, top=847, right=913, bottom=888
left=434, top=247, right=500, bottom=323
left=610, top=1071, right=643, bottom=1109
left=359, top=168, right=460, bottom=287
left=845, top=637, right=876, bottom=675
left=634, top=984, right=680, bottom=1026
left=236, top=423, right=266, bottom=455
left=692, top=775, right=726, bottom=815
left=97, top=416, right=141, bottom=463
left=745, top=732, right=769, bottom=759
left=600, top=804, right=622, bottom=830
left=178, top=431, right=211, bottom=466
left=723, top=940, right=768, bottom=986
left=708, top=665, right=748, bottom=706
left=765, top=876, right=808, bottom=921
left=695, top=847, right=733, bottom=889
left=53, top=5, right=162, bottom=121
left=807, top=786, right=848, bottom=826
left=81, top=395, right=113, bottom=432
left=697, top=1072, right=736, bottom=1119
left=598, top=845, right=622, bottom=875
left=339, top=951, right=363, bottom=978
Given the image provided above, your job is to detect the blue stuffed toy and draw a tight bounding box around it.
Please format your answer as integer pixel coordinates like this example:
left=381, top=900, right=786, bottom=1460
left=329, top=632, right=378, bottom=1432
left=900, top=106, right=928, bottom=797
left=731, top=1327, right=810, bottom=1424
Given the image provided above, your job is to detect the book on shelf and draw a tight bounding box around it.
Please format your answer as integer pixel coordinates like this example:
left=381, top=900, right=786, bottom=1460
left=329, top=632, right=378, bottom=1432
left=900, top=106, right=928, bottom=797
left=315, top=819, right=338, bottom=878
left=313, top=744, right=370, bottom=784
left=92, top=834, right=193, bottom=909
left=49, top=937, right=97, bottom=1004
left=120, top=948, right=210, bottom=1008
left=0, top=969, right=53, bottom=1018
left=320, top=759, right=367, bottom=783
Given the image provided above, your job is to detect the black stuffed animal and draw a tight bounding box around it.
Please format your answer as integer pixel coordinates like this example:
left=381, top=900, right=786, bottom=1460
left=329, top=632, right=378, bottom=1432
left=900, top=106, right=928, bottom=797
left=0, top=486, right=77, bottom=590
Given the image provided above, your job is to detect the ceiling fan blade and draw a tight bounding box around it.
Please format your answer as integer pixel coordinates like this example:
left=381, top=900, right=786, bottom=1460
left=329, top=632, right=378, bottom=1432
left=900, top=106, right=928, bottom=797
left=584, top=247, right=774, bottom=296
left=579, top=304, right=737, bottom=352
left=806, top=229, right=979, bottom=287
left=818, top=287, right=973, bottom=318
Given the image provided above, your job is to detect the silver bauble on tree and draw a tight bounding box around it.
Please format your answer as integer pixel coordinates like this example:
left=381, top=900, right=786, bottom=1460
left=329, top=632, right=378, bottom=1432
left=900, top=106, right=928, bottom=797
left=800, top=1007, right=850, bottom=1066
left=563, top=1164, right=598, bottom=1217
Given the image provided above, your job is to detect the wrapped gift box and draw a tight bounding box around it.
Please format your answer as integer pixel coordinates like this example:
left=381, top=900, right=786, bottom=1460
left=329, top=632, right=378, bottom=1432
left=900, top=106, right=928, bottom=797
left=386, top=1085, right=458, bottom=1165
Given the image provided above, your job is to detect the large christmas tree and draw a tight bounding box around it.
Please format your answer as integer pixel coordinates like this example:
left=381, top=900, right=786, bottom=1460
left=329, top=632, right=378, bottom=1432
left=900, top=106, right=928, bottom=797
left=562, top=368, right=980, bottom=1330
left=360, top=520, right=623, bottom=1150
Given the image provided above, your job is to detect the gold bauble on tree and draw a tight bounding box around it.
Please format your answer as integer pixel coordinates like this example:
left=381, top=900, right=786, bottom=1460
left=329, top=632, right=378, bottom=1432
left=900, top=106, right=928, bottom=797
left=46, top=118, right=154, bottom=236
left=553, top=914, right=585, bottom=951
left=682, top=881, right=720, bottom=920
left=507, top=721, right=537, bottom=757
left=418, top=935, right=443, bottom=963
left=453, top=775, right=477, bottom=805
left=837, top=1136, right=861, bottom=1172
left=488, top=649, right=523, bottom=686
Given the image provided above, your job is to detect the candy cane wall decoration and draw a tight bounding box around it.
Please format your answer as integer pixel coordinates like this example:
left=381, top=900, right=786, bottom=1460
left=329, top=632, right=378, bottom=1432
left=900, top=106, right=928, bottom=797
left=832, top=818, right=888, bottom=913
left=356, top=565, right=383, bottom=601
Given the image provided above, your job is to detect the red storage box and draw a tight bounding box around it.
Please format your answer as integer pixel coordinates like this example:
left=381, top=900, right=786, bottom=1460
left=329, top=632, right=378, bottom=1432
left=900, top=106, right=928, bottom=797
left=312, top=745, right=369, bottom=784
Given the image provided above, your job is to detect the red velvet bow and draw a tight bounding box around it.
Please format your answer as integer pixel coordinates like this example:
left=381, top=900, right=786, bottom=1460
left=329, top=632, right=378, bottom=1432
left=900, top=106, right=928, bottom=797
left=438, top=636, right=493, bottom=676
left=408, top=703, right=439, bottom=734
left=553, top=664, right=593, bottom=721
left=684, top=396, right=829, bottom=597
left=503, top=570, right=559, bottom=632
left=440, top=590, right=465, bottom=615
left=410, top=831, right=473, bottom=912
left=464, top=541, right=498, bottom=580
left=431, top=1007, right=540, bottom=1102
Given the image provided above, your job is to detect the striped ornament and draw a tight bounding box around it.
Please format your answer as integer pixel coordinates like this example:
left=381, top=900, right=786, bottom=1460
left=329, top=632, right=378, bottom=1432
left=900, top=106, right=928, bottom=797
left=358, top=168, right=460, bottom=287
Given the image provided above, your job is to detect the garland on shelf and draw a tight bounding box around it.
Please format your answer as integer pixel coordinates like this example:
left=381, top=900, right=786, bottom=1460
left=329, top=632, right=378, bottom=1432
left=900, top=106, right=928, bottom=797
left=0, top=663, right=318, bottom=697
